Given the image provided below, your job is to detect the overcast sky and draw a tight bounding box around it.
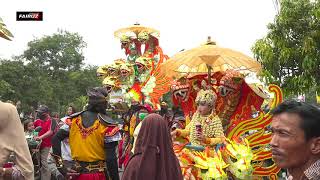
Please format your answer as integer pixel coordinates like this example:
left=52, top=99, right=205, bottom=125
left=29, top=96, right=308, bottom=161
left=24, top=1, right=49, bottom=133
left=0, top=0, right=277, bottom=66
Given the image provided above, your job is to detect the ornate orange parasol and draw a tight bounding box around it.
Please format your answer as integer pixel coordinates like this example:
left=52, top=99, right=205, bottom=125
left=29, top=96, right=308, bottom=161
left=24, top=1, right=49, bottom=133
left=0, top=18, right=13, bottom=41
left=160, top=37, right=261, bottom=78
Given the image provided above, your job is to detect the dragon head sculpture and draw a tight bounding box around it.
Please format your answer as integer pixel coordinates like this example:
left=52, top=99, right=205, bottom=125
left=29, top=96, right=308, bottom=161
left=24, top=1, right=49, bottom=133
left=192, top=148, right=228, bottom=180
left=120, top=34, right=132, bottom=50
left=135, top=56, right=153, bottom=74
left=120, top=34, right=141, bottom=58
left=171, top=77, right=191, bottom=102
left=96, top=65, right=110, bottom=78
left=216, top=70, right=245, bottom=128
left=171, top=75, right=212, bottom=118
left=223, top=138, right=255, bottom=179
left=218, top=70, right=244, bottom=97
left=119, top=62, right=135, bottom=79
left=138, top=31, right=150, bottom=44
left=107, top=59, right=125, bottom=76
left=102, top=76, right=120, bottom=93
left=137, top=31, right=159, bottom=57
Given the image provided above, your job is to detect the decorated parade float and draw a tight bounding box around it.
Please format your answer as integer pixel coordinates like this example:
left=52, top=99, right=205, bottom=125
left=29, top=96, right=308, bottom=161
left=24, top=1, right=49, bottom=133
left=97, top=24, right=171, bottom=110
left=96, top=24, right=174, bottom=167
left=97, top=24, right=284, bottom=179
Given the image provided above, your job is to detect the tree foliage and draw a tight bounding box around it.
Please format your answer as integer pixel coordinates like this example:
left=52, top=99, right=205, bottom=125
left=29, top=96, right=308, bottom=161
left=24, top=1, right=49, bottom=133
left=252, top=0, right=320, bottom=95
left=0, top=30, right=101, bottom=116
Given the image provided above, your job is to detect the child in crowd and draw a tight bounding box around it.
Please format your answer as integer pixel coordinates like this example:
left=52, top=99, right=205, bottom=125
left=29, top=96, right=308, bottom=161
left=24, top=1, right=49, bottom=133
left=23, top=120, right=35, bottom=136
left=23, top=120, right=41, bottom=150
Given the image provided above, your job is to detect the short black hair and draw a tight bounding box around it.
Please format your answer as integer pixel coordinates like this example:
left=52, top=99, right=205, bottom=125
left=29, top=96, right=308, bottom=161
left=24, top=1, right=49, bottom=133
left=271, top=100, right=320, bottom=140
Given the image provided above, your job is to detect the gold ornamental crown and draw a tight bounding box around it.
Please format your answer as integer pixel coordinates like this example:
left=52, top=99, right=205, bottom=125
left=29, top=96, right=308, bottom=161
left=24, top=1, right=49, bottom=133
left=195, top=89, right=217, bottom=107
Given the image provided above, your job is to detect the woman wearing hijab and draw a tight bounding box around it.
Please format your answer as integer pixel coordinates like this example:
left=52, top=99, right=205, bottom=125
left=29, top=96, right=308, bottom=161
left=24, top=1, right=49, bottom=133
left=122, top=113, right=183, bottom=180
left=0, top=101, right=34, bottom=180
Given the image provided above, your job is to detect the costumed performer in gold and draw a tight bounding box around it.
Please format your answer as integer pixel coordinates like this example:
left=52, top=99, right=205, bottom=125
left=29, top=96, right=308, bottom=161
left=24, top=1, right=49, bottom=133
left=171, top=89, right=225, bottom=147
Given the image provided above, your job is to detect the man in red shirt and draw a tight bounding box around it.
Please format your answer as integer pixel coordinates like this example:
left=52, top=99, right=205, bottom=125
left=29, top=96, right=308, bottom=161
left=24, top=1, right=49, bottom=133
left=34, top=105, right=57, bottom=180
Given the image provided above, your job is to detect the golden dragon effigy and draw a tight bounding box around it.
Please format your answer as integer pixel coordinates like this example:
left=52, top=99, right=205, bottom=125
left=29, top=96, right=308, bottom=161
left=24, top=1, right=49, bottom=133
left=97, top=24, right=171, bottom=110
left=96, top=24, right=173, bottom=168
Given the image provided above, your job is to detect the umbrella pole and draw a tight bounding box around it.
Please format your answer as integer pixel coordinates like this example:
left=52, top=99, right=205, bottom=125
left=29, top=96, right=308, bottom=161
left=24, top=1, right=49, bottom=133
left=206, top=64, right=212, bottom=90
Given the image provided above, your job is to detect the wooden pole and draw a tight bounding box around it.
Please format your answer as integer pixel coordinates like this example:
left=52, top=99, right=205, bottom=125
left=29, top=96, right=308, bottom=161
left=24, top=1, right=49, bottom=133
left=207, top=64, right=212, bottom=90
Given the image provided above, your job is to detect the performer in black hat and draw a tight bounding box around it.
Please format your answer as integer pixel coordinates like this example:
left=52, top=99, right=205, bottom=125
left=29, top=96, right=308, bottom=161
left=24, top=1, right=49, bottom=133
left=52, top=87, right=120, bottom=180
